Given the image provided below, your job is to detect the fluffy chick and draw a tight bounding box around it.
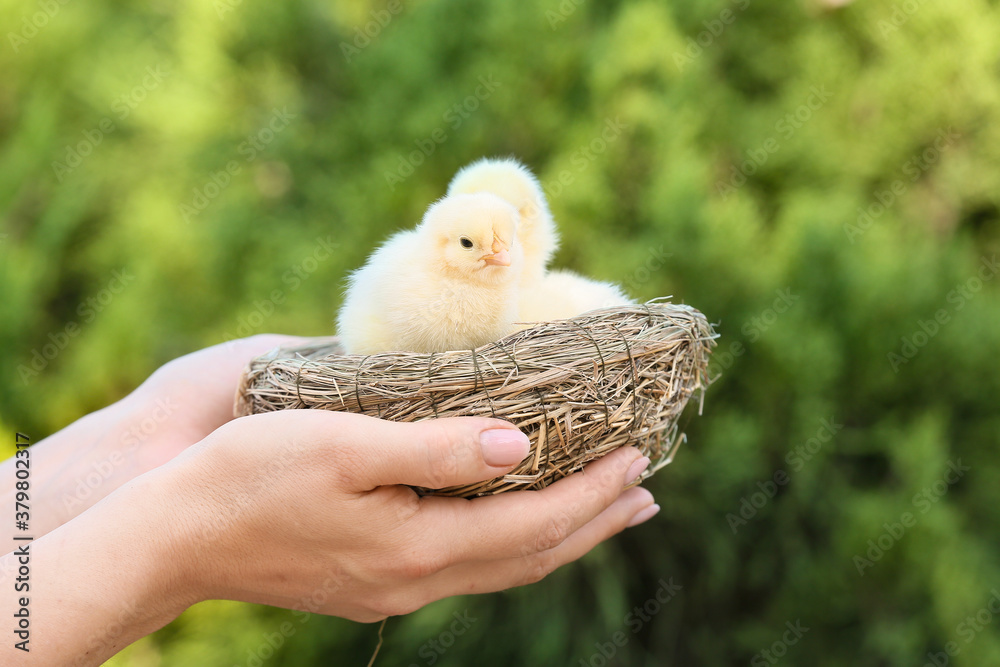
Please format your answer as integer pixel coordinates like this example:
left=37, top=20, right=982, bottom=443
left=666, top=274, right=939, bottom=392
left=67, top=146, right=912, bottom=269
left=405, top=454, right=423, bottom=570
left=447, top=157, right=558, bottom=286
left=337, top=193, right=524, bottom=355
left=517, top=269, right=633, bottom=325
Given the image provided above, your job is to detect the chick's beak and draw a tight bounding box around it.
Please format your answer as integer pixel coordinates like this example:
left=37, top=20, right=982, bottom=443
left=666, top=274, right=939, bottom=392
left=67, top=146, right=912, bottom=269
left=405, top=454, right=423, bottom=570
left=484, top=235, right=511, bottom=266
left=484, top=248, right=511, bottom=266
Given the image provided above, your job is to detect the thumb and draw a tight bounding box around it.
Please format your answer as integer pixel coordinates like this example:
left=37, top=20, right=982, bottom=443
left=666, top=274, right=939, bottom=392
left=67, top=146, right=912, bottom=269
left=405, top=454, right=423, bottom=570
left=334, top=413, right=531, bottom=492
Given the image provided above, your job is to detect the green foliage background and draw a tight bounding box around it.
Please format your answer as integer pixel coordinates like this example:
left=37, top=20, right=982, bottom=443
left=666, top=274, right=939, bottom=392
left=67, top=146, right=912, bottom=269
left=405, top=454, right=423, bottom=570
left=2, top=0, right=1000, bottom=664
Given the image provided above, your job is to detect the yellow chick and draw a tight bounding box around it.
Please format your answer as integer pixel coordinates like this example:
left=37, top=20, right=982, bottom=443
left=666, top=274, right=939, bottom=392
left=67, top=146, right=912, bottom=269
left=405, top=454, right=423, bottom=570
left=517, top=269, right=633, bottom=324
left=445, top=156, right=631, bottom=326
left=447, top=157, right=558, bottom=286
left=337, top=193, right=524, bottom=354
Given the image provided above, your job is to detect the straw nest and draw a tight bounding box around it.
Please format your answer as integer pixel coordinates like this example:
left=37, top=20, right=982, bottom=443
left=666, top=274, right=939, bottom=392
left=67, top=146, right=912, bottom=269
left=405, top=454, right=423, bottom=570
left=235, top=299, right=717, bottom=497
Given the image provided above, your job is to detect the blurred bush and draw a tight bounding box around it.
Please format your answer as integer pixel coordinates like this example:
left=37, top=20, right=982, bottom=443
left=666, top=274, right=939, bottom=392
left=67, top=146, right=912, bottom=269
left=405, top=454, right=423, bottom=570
left=2, top=0, right=999, bottom=665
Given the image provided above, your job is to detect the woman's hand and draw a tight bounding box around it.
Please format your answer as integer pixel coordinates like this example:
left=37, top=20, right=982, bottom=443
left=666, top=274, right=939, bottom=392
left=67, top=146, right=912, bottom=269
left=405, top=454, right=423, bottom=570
left=2, top=340, right=659, bottom=666
left=3, top=387, right=657, bottom=666
left=110, top=334, right=310, bottom=473
left=165, top=410, right=657, bottom=622
left=3, top=334, right=304, bottom=542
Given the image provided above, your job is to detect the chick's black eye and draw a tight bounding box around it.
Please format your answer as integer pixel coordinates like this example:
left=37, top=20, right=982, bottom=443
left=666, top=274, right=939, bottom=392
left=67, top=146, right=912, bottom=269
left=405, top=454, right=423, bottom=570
left=460, top=237, right=474, bottom=249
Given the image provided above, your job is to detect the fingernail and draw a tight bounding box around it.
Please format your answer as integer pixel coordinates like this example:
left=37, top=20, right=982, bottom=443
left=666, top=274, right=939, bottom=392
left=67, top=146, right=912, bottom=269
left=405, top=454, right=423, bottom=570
left=627, top=504, right=660, bottom=528
left=480, top=429, right=530, bottom=467
left=624, top=457, right=650, bottom=486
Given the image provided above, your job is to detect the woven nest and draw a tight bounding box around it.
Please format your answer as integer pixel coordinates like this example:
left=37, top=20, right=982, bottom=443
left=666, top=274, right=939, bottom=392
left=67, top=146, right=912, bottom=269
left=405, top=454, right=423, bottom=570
left=235, top=299, right=717, bottom=497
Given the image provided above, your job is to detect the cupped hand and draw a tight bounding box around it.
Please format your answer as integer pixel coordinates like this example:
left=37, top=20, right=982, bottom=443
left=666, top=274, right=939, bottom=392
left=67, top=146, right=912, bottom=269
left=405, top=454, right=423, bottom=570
left=11, top=334, right=307, bottom=541
left=166, top=410, right=659, bottom=621
left=122, top=334, right=308, bottom=471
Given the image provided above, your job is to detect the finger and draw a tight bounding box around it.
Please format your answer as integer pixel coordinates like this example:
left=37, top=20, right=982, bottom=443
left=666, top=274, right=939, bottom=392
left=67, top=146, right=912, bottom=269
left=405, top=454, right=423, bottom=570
left=380, top=486, right=656, bottom=614
left=139, top=334, right=309, bottom=401
left=328, top=413, right=532, bottom=492
left=133, top=335, right=313, bottom=442
left=460, top=486, right=656, bottom=591
left=403, top=446, right=648, bottom=564
left=194, top=334, right=313, bottom=384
